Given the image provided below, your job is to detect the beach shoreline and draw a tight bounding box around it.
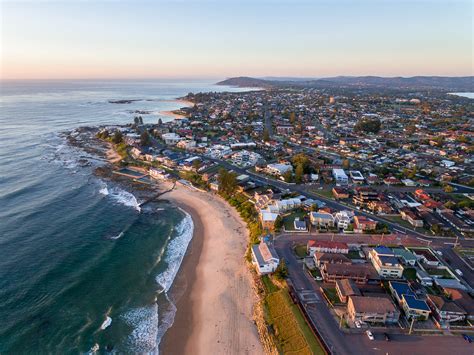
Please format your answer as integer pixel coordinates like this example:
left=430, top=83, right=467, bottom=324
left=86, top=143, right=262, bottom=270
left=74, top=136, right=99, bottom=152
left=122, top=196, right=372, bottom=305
left=160, top=183, right=263, bottom=355
left=160, top=99, right=194, bottom=119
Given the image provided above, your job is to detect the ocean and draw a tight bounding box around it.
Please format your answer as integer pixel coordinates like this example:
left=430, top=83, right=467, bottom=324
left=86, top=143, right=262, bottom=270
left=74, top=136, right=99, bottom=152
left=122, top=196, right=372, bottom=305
left=0, top=79, right=245, bottom=353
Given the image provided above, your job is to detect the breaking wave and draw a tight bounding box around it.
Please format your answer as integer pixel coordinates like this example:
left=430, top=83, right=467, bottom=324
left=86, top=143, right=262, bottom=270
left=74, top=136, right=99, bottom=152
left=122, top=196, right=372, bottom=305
left=99, top=182, right=141, bottom=212
left=155, top=210, right=194, bottom=292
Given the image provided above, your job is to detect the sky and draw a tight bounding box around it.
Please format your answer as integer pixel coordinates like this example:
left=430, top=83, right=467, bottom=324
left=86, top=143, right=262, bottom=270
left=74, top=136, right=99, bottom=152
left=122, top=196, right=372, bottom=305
left=1, top=0, right=472, bottom=80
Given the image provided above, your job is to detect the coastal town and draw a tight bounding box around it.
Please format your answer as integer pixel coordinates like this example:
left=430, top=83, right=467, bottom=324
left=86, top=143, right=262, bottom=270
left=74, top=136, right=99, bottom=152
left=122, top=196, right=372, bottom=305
left=95, top=83, right=474, bottom=355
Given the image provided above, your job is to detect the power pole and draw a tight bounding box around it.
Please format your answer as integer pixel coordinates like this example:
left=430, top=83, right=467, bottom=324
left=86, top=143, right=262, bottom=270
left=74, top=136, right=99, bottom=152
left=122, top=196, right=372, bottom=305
left=409, top=317, right=415, bottom=335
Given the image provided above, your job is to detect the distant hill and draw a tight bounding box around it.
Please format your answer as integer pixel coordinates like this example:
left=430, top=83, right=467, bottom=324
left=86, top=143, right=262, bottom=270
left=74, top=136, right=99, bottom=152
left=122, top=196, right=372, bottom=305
left=217, top=75, right=474, bottom=91
left=216, top=76, right=274, bottom=88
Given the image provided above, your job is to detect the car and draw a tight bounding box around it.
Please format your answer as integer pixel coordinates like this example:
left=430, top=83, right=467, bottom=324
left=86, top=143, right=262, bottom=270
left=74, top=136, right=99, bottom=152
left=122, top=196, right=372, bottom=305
left=355, top=320, right=362, bottom=328
left=366, top=330, right=374, bottom=340
left=455, top=269, right=464, bottom=277
left=384, top=333, right=391, bottom=342
left=462, top=334, right=472, bottom=343
left=436, top=251, right=443, bottom=256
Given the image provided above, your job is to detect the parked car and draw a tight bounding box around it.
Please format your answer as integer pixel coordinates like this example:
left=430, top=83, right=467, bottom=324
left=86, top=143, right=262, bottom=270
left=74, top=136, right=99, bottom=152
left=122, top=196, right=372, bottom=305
left=455, top=269, right=464, bottom=277
left=462, top=334, right=472, bottom=343
left=366, top=330, right=374, bottom=341
left=355, top=320, right=362, bottom=328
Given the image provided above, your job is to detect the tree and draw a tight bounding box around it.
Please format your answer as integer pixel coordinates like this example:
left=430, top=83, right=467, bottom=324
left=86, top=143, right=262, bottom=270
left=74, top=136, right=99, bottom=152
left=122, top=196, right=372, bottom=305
left=295, top=164, right=304, bottom=183
left=292, top=153, right=310, bottom=173
left=158, top=118, right=163, bottom=125
left=282, top=170, right=293, bottom=183
left=263, top=129, right=270, bottom=142
left=274, top=259, right=288, bottom=280
left=354, top=117, right=381, bottom=134
left=310, top=203, right=319, bottom=212
left=342, top=159, right=350, bottom=170
left=192, top=159, right=201, bottom=171
left=140, top=131, right=151, bottom=146
left=217, top=168, right=237, bottom=197
left=443, top=184, right=454, bottom=193
left=112, top=130, right=123, bottom=144
left=289, top=112, right=296, bottom=125
left=274, top=215, right=283, bottom=231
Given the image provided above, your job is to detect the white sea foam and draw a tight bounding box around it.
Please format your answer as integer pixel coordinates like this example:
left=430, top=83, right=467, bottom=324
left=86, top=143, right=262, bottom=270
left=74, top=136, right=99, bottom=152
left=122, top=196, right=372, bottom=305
left=99, top=182, right=141, bottom=212
left=155, top=210, right=194, bottom=292
left=110, top=231, right=124, bottom=240
left=100, top=316, right=112, bottom=330
left=122, top=304, right=159, bottom=353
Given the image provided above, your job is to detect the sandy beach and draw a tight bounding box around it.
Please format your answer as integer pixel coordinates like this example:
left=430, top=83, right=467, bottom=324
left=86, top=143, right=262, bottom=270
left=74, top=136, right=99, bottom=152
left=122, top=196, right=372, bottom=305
left=161, top=183, right=263, bottom=355
left=160, top=99, right=194, bottom=119
left=105, top=142, right=122, bottom=164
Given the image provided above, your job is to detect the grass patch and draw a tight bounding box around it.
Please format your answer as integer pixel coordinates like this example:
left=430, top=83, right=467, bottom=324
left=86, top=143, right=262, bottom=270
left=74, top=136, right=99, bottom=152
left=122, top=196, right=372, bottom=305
left=294, top=244, right=308, bottom=258
left=312, top=187, right=334, bottom=199
left=283, top=211, right=308, bottom=231
left=403, top=267, right=417, bottom=281
left=426, top=268, right=453, bottom=279
left=265, top=289, right=325, bottom=355
left=262, top=275, right=279, bottom=294
left=322, top=287, right=341, bottom=304
left=309, top=268, right=322, bottom=279
left=346, top=250, right=363, bottom=259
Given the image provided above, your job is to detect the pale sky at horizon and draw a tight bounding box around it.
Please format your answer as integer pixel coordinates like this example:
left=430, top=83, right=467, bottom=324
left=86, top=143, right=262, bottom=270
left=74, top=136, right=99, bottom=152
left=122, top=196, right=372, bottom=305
left=1, top=0, right=473, bottom=80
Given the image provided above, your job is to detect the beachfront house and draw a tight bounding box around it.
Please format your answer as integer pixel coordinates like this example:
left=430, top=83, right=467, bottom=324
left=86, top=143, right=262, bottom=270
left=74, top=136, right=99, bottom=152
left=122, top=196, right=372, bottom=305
left=251, top=241, right=280, bottom=275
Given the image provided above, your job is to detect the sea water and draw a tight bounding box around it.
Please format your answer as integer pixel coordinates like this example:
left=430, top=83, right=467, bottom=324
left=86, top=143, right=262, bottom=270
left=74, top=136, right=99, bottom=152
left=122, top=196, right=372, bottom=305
left=0, top=79, right=247, bottom=353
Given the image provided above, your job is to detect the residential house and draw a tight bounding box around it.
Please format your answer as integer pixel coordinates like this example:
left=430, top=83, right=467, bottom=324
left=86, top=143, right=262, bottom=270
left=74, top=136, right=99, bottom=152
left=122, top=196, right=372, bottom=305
left=336, top=279, right=361, bottom=303
left=251, top=242, right=280, bottom=275
left=427, top=295, right=467, bottom=324
left=369, top=247, right=404, bottom=278
left=309, top=212, right=335, bottom=228
left=347, top=296, right=400, bottom=324
left=354, top=216, right=377, bottom=233
left=389, top=281, right=431, bottom=320
left=314, top=252, right=351, bottom=267
left=321, top=263, right=379, bottom=284
left=259, top=210, right=279, bottom=231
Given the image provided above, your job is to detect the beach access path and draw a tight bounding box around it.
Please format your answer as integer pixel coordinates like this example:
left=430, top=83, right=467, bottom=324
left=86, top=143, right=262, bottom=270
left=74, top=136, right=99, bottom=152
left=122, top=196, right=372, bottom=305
left=160, top=182, right=263, bottom=355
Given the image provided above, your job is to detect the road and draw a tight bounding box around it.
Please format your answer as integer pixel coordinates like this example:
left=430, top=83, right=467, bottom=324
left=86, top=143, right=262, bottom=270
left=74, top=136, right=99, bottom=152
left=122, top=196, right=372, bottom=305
left=274, top=236, right=474, bottom=355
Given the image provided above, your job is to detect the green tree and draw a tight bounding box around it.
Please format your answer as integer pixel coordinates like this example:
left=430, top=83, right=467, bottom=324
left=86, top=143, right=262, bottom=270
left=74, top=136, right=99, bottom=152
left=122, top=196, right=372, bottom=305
left=354, top=117, right=381, bottom=134
left=310, top=203, right=319, bottom=212
left=289, top=112, right=296, bottom=125
left=274, top=215, right=283, bottom=231
left=192, top=159, right=201, bottom=171
left=158, top=118, right=163, bottom=125
left=140, top=131, right=151, bottom=146
left=282, top=170, right=293, bottom=183
left=263, top=129, right=270, bottom=142
left=274, top=259, right=288, bottom=280
left=295, top=164, right=304, bottom=183
left=217, top=168, right=237, bottom=197
left=112, top=130, right=123, bottom=144
left=292, top=153, right=310, bottom=173
left=443, top=184, right=454, bottom=193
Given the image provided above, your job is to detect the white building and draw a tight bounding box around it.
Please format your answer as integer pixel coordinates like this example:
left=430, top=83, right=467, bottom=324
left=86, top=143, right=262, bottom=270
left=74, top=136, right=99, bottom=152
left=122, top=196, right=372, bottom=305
left=334, top=210, right=354, bottom=229
left=267, top=163, right=293, bottom=176
left=149, top=168, right=169, bottom=180
left=349, top=170, right=364, bottom=184
left=274, top=198, right=302, bottom=212
left=251, top=242, right=280, bottom=274
left=332, top=169, right=348, bottom=185
left=161, top=132, right=182, bottom=145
